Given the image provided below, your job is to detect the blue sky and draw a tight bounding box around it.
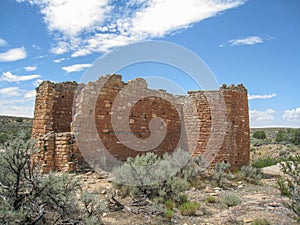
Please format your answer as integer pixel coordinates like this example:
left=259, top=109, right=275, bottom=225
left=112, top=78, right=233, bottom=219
left=0, top=0, right=299, bottom=127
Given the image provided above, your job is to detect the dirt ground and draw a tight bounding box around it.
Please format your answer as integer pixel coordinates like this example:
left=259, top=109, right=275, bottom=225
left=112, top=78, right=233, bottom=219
left=78, top=169, right=298, bottom=225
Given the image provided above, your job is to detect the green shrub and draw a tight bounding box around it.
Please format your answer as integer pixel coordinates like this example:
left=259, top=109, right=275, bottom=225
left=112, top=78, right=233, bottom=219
left=252, top=156, right=278, bottom=168
left=276, top=128, right=300, bottom=145
left=240, top=166, right=263, bottom=184
left=177, top=194, right=188, bottom=206
left=164, top=209, right=174, bottom=220
left=164, top=200, right=175, bottom=210
left=290, top=128, right=300, bottom=145
left=113, top=148, right=196, bottom=204
left=0, top=117, right=32, bottom=140
left=80, top=191, right=106, bottom=220
left=279, top=149, right=288, bottom=158
left=253, top=130, right=266, bottom=139
left=277, top=155, right=300, bottom=221
left=251, top=138, right=272, bottom=146
left=276, top=130, right=289, bottom=142
left=0, top=133, right=8, bottom=145
left=211, top=161, right=231, bottom=188
left=150, top=199, right=165, bottom=216
left=251, top=218, right=270, bottom=225
left=15, top=117, right=23, bottom=123
left=179, top=154, right=205, bottom=182
left=0, top=132, right=105, bottom=224
left=222, top=194, right=241, bottom=207
left=252, top=218, right=270, bottom=225
left=205, top=196, right=217, bottom=204
left=178, top=201, right=200, bottom=216
left=157, top=176, right=189, bottom=204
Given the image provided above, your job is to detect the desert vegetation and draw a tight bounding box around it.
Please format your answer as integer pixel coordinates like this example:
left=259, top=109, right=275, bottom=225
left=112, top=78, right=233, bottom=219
left=0, top=116, right=32, bottom=141
left=277, top=155, right=300, bottom=221
left=0, top=119, right=299, bottom=224
left=0, top=131, right=104, bottom=224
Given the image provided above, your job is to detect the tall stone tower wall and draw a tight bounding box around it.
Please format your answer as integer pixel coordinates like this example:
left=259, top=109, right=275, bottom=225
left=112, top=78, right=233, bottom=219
left=32, top=81, right=78, bottom=138
left=31, top=81, right=86, bottom=172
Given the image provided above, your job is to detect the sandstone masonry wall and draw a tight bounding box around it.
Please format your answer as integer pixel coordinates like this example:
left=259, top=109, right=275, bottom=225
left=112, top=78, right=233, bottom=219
left=32, top=75, right=250, bottom=172
left=32, top=132, right=86, bottom=173
left=31, top=81, right=87, bottom=172
left=32, top=81, right=78, bottom=138
left=185, top=85, right=249, bottom=168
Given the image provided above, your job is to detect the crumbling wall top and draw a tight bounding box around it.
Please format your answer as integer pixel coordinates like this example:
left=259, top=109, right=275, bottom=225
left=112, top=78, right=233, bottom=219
left=220, top=83, right=247, bottom=92
left=36, top=80, right=78, bottom=92
left=187, top=83, right=247, bottom=95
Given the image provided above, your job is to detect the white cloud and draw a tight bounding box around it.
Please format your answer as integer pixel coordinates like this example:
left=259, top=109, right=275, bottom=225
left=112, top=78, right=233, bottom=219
left=40, top=0, right=110, bottom=37
left=24, top=66, right=37, bottom=71
left=18, top=0, right=245, bottom=56
left=32, top=44, right=42, bottom=51
left=33, top=79, right=43, bottom=87
left=1, top=71, right=41, bottom=83
left=0, top=86, right=36, bottom=117
left=129, top=0, right=244, bottom=37
left=0, top=98, right=34, bottom=118
left=220, top=35, right=273, bottom=47
left=34, top=55, right=47, bottom=59
left=71, top=49, right=92, bottom=58
left=250, top=109, right=275, bottom=127
left=0, top=37, right=7, bottom=46
left=0, top=47, right=26, bottom=62
left=283, top=107, right=300, bottom=121
left=24, top=90, right=36, bottom=99
left=0, top=87, right=21, bottom=97
left=53, top=57, right=68, bottom=63
left=229, top=36, right=263, bottom=46
left=62, top=63, right=91, bottom=73
left=248, top=93, right=276, bottom=100
left=50, top=41, right=69, bottom=54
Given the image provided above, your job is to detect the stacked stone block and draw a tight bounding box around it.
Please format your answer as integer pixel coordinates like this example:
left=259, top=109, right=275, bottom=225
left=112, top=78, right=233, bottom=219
left=32, top=132, right=87, bottom=173
left=32, top=81, right=78, bottom=138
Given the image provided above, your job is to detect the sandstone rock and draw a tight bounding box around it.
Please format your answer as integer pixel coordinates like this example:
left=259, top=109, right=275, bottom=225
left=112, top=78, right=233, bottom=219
left=213, top=187, right=222, bottom=192
left=243, top=219, right=253, bottom=223
left=262, top=163, right=284, bottom=177
left=204, top=186, right=214, bottom=193
left=209, top=193, right=219, bottom=196
left=267, top=202, right=281, bottom=207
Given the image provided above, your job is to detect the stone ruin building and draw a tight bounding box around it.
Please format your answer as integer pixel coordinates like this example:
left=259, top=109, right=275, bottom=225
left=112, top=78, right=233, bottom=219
left=32, top=74, right=250, bottom=173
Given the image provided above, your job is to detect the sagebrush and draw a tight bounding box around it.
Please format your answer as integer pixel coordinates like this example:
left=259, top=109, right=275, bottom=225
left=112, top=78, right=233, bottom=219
left=277, top=155, right=300, bottom=221
left=113, top=148, right=204, bottom=204
left=0, top=131, right=105, bottom=224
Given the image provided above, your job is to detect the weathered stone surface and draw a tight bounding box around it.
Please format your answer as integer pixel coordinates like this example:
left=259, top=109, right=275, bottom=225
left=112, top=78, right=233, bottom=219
left=31, top=75, right=250, bottom=172
left=262, top=163, right=284, bottom=177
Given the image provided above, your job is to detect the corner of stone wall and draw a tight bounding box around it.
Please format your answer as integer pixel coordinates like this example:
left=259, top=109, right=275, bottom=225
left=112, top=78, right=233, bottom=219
left=32, top=80, right=86, bottom=173
left=32, top=132, right=88, bottom=173
left=218, top=83, right=250, bottom=168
